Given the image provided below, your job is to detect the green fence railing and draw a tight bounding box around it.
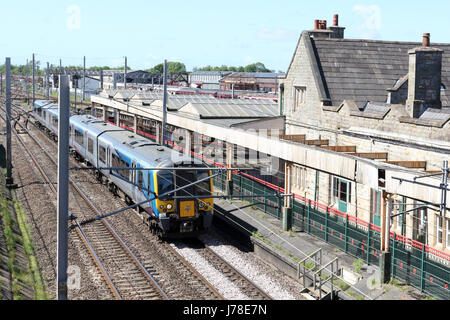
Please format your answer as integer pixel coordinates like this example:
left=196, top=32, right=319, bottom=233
left=213, top=171, right=450, bottom=300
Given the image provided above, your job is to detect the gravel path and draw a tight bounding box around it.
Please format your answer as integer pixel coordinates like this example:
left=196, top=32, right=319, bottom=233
left=199, top=234, right=296, bottom=300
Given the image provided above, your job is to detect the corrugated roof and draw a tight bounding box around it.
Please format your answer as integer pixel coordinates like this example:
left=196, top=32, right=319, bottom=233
left=178, top=102, right=278, bottom=119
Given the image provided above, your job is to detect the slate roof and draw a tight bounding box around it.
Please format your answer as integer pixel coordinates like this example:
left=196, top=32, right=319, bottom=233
left=310, top=38, right=450, bottom=108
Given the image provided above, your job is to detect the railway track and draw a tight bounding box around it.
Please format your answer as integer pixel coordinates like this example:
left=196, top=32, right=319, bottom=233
left=3, top=102, right=277, bottom=300
left=177, top=239, right=272, bottom=300
left=0, top=107, right=169, bottom=300
left=1, top=102, right=228, bottom=300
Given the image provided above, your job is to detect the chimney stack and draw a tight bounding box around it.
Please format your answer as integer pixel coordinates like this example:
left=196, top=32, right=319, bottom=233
left=329, top=14, right=345, bottom=39
left=333, top=14, right=339, bottom=27
left=314, top=20, right=320, bottom=30
left=422, top=33, right=431, bottom=47
left=310, top=15, right=345, bottom=39
left=406, top=33, right=443, bottom=118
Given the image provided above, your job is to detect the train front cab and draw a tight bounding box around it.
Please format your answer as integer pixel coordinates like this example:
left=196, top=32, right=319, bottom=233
left=155, top=169, right=214, bottom=238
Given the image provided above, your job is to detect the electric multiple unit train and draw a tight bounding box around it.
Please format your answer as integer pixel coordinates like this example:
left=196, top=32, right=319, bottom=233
left=33, top=100, right=214, bottom=238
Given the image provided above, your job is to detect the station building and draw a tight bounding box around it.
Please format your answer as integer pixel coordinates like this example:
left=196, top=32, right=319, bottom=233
left=90, top=15, right=450, bottom=267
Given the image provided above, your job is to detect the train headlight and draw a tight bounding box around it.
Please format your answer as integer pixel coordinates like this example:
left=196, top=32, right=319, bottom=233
left=167, top=204, right=173, bottom=210
left=160, top=205, right=165, bottom=209
left=199, top=202, right=205, bottom=208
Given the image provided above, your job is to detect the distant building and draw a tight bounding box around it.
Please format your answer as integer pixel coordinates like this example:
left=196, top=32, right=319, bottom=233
left=219, top=72, right=285, bottom=93
left=70, top=75, right=100, bottom=91
left=189, top=71, right=232, bottom=90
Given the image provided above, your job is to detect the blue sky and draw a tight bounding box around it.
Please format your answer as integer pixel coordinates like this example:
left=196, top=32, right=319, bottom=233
left=0, top=0, right=448, bottom=72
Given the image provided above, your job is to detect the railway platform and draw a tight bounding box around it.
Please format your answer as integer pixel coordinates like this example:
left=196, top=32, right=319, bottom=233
left=213, top=197, right=430, bottom=300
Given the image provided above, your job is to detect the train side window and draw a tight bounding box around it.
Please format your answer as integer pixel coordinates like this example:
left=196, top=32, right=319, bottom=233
left=99, top=145, right=106, bottom=163
left=88, top=138, right=94, bottom=154
left=52, top=116, right=58, bottom=127
left=37, top=108, right=42, bottom=117
left=138, top=170, right=144, bottom=189
left=75, top=129, right=84, bottom=146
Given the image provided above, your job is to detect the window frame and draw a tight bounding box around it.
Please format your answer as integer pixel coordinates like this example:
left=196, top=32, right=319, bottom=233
left=436, top=215, right=443, bottom=245
left=293, top=86, right=306, bottom=112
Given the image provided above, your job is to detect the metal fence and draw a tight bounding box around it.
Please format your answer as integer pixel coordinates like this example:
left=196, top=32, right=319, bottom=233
left=213, top=171, right=450, bottom=300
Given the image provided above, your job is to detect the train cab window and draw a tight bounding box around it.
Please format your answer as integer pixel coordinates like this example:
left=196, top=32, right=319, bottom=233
left=75, top=129, right=84, bottom=146
left=87, top=138, right=94, bottom=154
left=158, top=172, right=174, bottom=197
left=99, top=146, right=106, bottom=163
left=196, top=171, right=212, bottom=196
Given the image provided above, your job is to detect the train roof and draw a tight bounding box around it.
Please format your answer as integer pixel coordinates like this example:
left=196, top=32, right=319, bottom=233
left=103, top=130, right=202, bottom=169
left=70, top=115, right=124, bottom=136
left=34, top=100, right=58, bottom=109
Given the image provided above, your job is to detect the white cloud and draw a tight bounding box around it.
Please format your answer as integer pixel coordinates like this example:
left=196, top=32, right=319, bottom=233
left=352, top=4, right=381, bottom=39
left=66, top=5, right=81, bottom=30
left=257, top=28, right=288, bottom=41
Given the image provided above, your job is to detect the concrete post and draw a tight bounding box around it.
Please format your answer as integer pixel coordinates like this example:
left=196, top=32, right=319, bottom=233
left=5, top=58, right=13, bottom=186
left=57, top=75, right=70, bottom=300
left=102, top=106, right=107, bottom=122
left=32, top=54, right=35, bottom=106
left=161, top=60, right=168, bottom=146
left=226, top=143, right=234, bottom=195
left=83, top=56, right=86, bottom=101
left=46, top=62, right=50, bottom=100
left=282, top=163, right=293, bottom=231
left=124, top=57, right=127, bottom=90
left=133, top=115, right=138, bottom=134
left=184, top=129, right=192, bottom=157
left=380, top=194, right=392, bottom=284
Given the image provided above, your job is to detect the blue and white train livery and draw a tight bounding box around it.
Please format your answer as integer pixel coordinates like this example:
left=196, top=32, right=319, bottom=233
left=33, top=100, right=214, bottom=238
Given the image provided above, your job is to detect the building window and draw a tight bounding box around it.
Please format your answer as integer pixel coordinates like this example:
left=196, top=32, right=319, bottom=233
left=437, top=216, right=443, bottom=245
left=414, top=204, right=428, bottom=244
left=293, top=86, right=306, bottom=112
left=370, top=189, right=382, bottom=227
left=291, top=165, right=307, bottom=191
left=446, top=218, right=450, bottom=249
left=332, top=176, right=351, bottom=213
left=396, top=197, right=406, bottom=235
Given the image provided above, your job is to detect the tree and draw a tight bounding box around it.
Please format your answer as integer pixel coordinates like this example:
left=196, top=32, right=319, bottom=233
left=192, top=62, right=273, bottom=73
left=147, top=62, right=186, bottom=74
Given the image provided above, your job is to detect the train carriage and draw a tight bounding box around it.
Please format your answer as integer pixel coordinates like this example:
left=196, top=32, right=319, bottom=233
left=32, top=101, right=214, bottom=238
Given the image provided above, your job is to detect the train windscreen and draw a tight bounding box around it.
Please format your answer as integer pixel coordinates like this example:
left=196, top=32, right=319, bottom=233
left=158, top=172, right=174, bottom=198
left=196, top=171, right=212, bottom=196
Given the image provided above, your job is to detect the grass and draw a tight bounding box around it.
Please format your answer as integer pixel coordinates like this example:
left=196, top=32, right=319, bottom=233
left=1, top=197, right=24, bottom=300
left=352, top=259, right=365, bottom=274
left=13, top=198, right=47, bottom=300
left=0, top=178, right=48, bottom=300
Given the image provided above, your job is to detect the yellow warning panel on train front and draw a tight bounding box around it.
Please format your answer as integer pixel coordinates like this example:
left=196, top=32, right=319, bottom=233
left=180, top=201, right=195, bottom=218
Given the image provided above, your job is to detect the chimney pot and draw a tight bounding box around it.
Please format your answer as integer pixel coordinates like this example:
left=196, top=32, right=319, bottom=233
left=423, top=33, right=431, bottom=47
left=319, top=20, right=327, bottom=30
left=333, top=14, right=339, bottom=26
left=314, top=20, right=319, bottom=30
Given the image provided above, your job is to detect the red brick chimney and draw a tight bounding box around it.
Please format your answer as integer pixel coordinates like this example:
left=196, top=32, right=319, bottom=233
left=422, top=33, right=431, bottom=47
left=333, top=14, right=339, bottom=27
